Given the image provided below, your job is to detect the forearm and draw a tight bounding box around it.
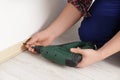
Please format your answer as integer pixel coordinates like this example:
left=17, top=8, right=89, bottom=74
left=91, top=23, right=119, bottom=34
left=98, top=31, right=120, bottom=59
left=46, top=3, right=82, bottom=38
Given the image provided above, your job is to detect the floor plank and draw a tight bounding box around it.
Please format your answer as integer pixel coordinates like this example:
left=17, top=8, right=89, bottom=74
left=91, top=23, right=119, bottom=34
left=0, top=51, right=119, bottom=80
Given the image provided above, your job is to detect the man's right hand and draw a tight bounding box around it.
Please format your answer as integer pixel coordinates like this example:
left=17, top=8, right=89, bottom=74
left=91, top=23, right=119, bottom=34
left=25, top=30, right=56, bottom=53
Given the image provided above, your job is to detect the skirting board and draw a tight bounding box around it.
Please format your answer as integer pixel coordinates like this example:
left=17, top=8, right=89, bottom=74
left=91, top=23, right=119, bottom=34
left=0, top=40, right=27, bottom=64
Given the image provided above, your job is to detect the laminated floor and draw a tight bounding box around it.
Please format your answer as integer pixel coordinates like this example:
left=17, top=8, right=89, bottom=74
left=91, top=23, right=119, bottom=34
left=0, top=51, right=119, bottom=80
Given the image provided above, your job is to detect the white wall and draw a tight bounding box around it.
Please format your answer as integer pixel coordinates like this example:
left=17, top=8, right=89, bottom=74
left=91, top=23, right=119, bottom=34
left=0, top=0, right=68, bottom=51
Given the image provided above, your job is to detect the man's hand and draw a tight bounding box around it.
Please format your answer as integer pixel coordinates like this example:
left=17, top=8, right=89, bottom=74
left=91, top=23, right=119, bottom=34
left=70, top=47, right=104, bottom=68
left=25, top=30, right=56, bottom=53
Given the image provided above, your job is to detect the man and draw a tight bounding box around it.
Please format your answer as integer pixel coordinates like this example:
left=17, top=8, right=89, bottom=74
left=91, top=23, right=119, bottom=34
left=25, top=0, right=120, bottom=68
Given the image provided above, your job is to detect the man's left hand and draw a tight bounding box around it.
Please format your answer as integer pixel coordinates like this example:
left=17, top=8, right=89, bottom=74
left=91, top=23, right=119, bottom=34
left=70, top=47, right=104, bottom=68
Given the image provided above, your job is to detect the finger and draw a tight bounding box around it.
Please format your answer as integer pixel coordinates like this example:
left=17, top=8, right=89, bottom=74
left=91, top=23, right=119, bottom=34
left=28, top=48, right=34, bottom=53
left=28, top=38, right=38, bottom=45
left=34, top=42, right=42, bottom=46
left=28, top=47, right=33, bottom=52
left=25, top=44, right=31, bottom=49
left=70, top=47, right=84, bottom=54
left=31, top=49, right=37, bottom=54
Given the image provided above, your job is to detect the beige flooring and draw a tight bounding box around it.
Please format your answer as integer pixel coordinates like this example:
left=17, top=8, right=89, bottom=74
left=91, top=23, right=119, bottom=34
left=0, top=51, right=119, bottom=80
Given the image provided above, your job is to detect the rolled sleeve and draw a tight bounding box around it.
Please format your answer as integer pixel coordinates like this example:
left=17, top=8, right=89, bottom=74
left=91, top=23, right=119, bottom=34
left=68, top=0, right=93, bottom=17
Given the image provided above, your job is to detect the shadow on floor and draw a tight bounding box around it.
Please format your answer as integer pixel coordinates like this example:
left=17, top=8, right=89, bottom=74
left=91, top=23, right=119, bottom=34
left=104, top=51, right=120, bottom=67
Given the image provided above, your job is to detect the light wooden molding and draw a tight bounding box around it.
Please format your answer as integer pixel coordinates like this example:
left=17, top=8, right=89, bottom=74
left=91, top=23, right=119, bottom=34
left=0, top=40, right=27, bottom=63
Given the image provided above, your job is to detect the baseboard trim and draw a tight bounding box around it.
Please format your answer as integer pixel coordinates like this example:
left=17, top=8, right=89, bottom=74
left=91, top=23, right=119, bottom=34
left=0, top=40, right=27, bottom=64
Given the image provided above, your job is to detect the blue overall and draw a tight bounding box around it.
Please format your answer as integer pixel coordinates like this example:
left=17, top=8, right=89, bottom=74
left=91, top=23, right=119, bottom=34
left=79, top=0, right=120, bottom=48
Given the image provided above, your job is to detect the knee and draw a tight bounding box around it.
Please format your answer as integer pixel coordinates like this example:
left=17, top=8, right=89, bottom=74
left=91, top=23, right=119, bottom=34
left=78, top=20, right=107, bottom=48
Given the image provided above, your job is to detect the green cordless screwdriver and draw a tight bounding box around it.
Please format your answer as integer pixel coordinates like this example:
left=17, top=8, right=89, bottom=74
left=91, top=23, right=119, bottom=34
left=32, top=41, right=96, bottom=67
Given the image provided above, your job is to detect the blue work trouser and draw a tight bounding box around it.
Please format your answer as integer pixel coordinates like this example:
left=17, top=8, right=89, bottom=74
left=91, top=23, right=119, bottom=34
left=79, top=0, right=120, bottom=48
